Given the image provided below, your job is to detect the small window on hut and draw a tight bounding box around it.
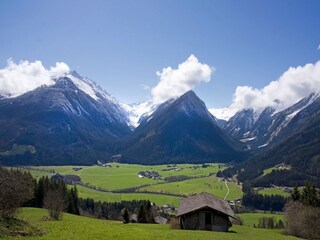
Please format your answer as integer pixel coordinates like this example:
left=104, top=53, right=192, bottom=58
left=205, top=212, right=211, bottom=225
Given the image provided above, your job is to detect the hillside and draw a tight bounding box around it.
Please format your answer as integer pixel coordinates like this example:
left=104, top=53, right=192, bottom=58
left=237, top=105, right=320, bottom=187
left=4, top=208, right=301, bottom=240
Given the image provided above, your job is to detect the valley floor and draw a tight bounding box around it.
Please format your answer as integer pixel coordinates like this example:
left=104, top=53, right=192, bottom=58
left=22, top=163, right=239, bottom=207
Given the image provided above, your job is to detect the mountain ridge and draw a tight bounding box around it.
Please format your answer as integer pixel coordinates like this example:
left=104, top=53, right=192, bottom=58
left=116, top=90, right=249, bottom=165
left=0, top=71, right=319, bottom=174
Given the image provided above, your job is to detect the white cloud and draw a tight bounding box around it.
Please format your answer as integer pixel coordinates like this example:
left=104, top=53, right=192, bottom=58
left=151, top=55, right=214, bottom=104
left=210, top=60, right=320, bottom=120
left=0, top=59, right=69, bottom=98
left=318, top=44, right=320, bottom=50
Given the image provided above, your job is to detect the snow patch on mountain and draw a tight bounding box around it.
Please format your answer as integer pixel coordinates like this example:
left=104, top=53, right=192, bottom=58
left=122, top=101, right=158, bottom=128
left=209, top=107, right=237, bottom=121
left=240, top=137, right=256, bottom=143
left=67, top=74, right=99, bottom=100
left=258, top=143, right=269, bottom=148
left=267, top=92, right=320, bottom=142
left=67, top=71, right=118, bottom=104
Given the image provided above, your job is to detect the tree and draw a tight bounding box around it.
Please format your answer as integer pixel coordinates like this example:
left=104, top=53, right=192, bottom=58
left=145, top=201, right=155, bottom=223
left=43, top=189, right=67, bottom=220
left=122, top=208, right=129, bottom=224
left=0, top=167, right=34, bottom=219
left=138, top=205, right=146, bottom=223
left=67, top=187, right=80, bottom=215
left=290, top=186, right=300, bottom=201
left=301, top=183, right=319, bottom=207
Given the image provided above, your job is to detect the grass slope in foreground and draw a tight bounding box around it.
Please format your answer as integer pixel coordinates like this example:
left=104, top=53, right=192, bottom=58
left=5, top=208, right=301, bottom=240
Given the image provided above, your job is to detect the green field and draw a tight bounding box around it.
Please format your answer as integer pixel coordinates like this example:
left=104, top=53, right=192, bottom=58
left=32, top=163, right=225, bottom=191
left=76, top=185, right=180, bottom=207
left=23, top=163, right=242, bottom=206
left=263, top=167, right=277, bottom=176
left=4, top=208, right=300, bottom=240
left=256, top=188, right=290, bottom=197
left=238, top=213, right=285, bottom=227
left=139, top=176, right=242, bottom=200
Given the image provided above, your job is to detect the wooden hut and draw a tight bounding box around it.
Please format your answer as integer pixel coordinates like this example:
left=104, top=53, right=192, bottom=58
left=176, top=192, right=236, bottom=232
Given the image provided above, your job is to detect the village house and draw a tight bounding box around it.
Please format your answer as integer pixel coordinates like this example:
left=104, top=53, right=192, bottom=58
left=72, top=167, right=82, bottom=171
left=51, top=173, right=81, bottom=184
left=138, top=171, right=163, bottom=180
left=176, top=192, right=236, bottom=232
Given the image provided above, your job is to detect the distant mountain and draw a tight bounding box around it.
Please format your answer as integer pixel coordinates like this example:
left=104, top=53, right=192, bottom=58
left=223, top=93, right=320, bottom=151
left=0, top=72, right=132, bottom=165
left=1, top=67, right=320, bottom=173
left=235, top=93, right=320, bottom=187
left=116, top=91, right=248, bottom=165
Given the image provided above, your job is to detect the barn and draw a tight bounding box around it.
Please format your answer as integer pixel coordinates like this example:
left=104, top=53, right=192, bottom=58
left=176, top=192, right=236, bottom=232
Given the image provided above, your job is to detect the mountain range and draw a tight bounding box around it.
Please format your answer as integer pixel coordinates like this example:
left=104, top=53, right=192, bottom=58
left=0, top=71, right=319, bottom=185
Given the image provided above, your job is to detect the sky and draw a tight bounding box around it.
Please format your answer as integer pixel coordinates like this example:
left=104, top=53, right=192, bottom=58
left=0, top=0, right=320, bottom=119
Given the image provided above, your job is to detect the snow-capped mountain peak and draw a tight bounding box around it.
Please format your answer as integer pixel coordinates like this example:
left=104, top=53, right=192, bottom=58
left=67, top=71, right=118, bottom=104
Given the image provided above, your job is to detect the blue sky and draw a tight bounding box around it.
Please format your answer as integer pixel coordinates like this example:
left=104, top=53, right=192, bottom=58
left=0, top=0, right=320, bottom=110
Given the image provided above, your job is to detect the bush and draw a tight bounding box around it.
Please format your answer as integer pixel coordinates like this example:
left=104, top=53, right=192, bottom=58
left=44, top=189, right=67, bottom=220
left=285, top=201, right=320, bottom=239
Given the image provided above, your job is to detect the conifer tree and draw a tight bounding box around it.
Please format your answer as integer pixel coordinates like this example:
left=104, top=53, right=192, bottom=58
left=122, top=208, right=129, bottom=224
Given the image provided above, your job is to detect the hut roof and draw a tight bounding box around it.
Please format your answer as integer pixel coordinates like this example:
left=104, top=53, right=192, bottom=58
left=176, top=192, right=236, bottom=218
left=154, top=216, right=168, bottom=224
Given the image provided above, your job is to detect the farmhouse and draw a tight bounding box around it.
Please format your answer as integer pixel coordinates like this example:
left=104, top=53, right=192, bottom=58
left=138, top=171, right=163, bottom=180
left=176, top=192, right=236, bottom=232
left=51, top=173, right=81, bottom=184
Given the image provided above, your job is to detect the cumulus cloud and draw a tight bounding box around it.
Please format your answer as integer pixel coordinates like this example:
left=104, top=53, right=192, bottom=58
left=0, top=59, right=69, bottom=98
left=151, top=55, right=214, bottom=104
left=210, top=60, right=320, bottom=120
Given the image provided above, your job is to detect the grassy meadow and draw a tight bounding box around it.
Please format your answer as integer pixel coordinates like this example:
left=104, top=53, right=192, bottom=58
left=139, top=176, right=242, bottom=200
left=4, top=208, right=301, bottom=240
left=76, top=185, right=181, bottom=207
left=23, top=163, right=239, bottom=207
left=31, top=163, right=225, bottom=190
left=256, top=188, right=291, bottom=197
left=238, top=213, right=285, bottom=227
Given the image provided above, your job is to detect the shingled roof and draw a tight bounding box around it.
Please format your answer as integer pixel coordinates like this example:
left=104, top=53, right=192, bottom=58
left=176, top=192, right=236, bottom=218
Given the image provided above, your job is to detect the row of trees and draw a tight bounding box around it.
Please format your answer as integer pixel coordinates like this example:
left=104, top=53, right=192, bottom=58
left=256, top=217, right=285, bottom=229
left=79, top=198, right=155, bottom=222
left=241, top=190, right=287, bottom=212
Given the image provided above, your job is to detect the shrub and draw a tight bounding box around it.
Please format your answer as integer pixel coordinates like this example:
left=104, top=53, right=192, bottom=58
left=44, top=189, right=67, bottom=220
left=285, top=201, right=320, bottom=239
